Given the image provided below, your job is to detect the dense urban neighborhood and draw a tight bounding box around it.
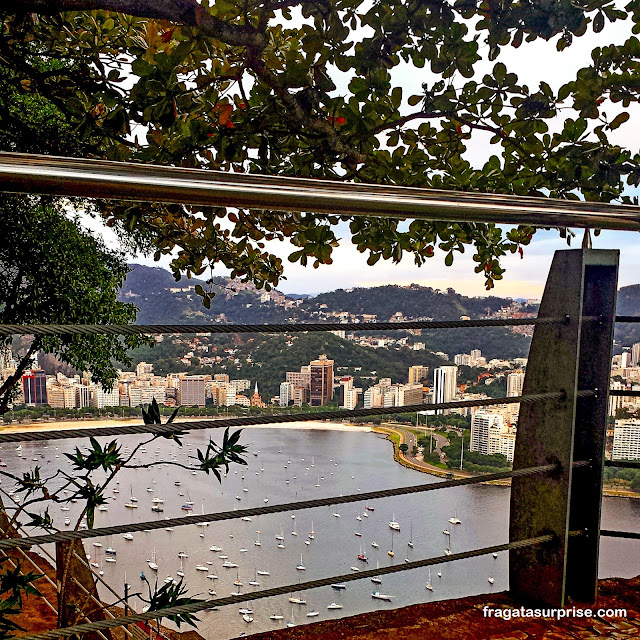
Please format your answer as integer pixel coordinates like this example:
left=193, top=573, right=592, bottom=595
left=5, top=266, right=640, bottom=484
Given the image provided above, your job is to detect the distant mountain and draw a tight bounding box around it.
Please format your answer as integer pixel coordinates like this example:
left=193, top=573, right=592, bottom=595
left=300, top=285, right=527, bottom=321
left=118, top=264, right=297, bottom=325
left=118, top=264, right=534, bottom=359
left=285, top=293, right=313, bottom=300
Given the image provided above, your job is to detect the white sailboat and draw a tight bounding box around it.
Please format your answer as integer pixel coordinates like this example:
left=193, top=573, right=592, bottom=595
left=408, top=521, right=414, bottom=548
left=248, top=569, right=260, bottom=586
left=296, top=553, right=306, bottom=571
left=196, top=505, right=209, bottom=527
left=371, top=591, right=394, bottom=601
left=448, top=509, right=462, bottom=525
left=444, top=529, right=452, bottom=555
left=371, top=560, right=382, bottom=584
left=426, top=568, right=433, bottom=591
left=148, top=548, right=158, bottom=572
left=289, top=581, right=306, bottom=605
left=388, top=514, right=400, bottom=531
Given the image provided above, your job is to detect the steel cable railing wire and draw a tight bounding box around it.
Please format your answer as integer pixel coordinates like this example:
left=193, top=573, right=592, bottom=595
left=605, top=459, right=640, bottom=469
left=0, top=390, right=596, bottom=444
left=15, top=534, right=563, bottom=640
left=0, top=316, right=569, bottom=337
left=601, top=530, right=640, bottom=539
left=0, top=462, right=592, bottom=551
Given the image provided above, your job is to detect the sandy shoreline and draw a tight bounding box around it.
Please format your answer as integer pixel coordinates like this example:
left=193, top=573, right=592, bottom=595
left=0, top=416, right=372, bottom=436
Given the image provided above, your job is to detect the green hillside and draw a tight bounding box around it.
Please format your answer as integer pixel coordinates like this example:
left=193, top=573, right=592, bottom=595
left=119, top=264, right=532, bottom=359
left=302, top=285, right=520, bottom=320
left=125, top=332, right=448, bottom=400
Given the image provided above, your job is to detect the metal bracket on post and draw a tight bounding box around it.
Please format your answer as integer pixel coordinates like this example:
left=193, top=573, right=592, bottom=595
left=509, top=249, right=618, bottom=607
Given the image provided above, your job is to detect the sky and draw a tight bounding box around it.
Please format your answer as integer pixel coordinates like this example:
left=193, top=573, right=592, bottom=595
left=82, top=7, right=640, bottom=299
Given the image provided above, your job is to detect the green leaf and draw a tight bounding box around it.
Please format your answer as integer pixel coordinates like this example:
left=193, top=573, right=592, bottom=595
left=593, top=12, right=605, bottom=33
left=609, top=112, right=629, bottom=129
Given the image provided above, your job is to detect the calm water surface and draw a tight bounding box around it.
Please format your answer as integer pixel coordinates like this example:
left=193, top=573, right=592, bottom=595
left=2, top=427, right=639, bottom=639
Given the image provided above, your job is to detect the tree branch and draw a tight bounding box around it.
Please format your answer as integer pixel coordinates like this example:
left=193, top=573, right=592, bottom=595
left=0, top=338, right=41, bottom=414
left=15, top=0, right=268, bottom=48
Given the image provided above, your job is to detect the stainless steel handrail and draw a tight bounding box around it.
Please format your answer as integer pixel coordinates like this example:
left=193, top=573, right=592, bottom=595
left=1, top=152, right=639, bottom=230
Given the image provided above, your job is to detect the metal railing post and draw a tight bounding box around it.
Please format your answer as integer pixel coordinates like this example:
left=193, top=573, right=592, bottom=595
left=509, top=249, right=618, bottom=606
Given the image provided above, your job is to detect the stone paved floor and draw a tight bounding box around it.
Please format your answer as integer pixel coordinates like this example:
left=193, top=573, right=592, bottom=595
left=246, top=575, right=640, bottom=640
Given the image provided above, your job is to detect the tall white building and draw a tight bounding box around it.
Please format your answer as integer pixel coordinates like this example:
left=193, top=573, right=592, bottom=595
left=364, top=380, right=422, bottom=409
left=470, top=411, right=516, bottom=462
left=89, top=385, right=120, bottom=409
left=339, top=377, right=359, bottom=410
left=433, top=365, right=457, bottom=414
left=612, top=419, right=640, bottom=461
left=75, top=384, right=91, bottom=409
left=454, top=353, right=472, bottom=366
left=343, top=389, right=359, bottom=410
left=364, top=385, right=384, bottom=409
left=632, top=343, right=640, bottom=367
left=279, top=381, right=294, bottom=407
left=621, top=351, right=632, bottom=369
left=225, top=388, right=237, bottom=406
left=129, top=385, right=167, bottom=407
left=230, top=379, right=251, bottom=392
left=507, top=372, right=525, bottom=397
left=471, top=412, right=504, bottom=455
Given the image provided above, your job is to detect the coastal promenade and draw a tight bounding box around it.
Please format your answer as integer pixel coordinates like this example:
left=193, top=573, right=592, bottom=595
left=373, top=424, right=474, bottom=479
left=374, top=424, right=639, bottom=498
left=0, top=416, right=372, bottom=436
